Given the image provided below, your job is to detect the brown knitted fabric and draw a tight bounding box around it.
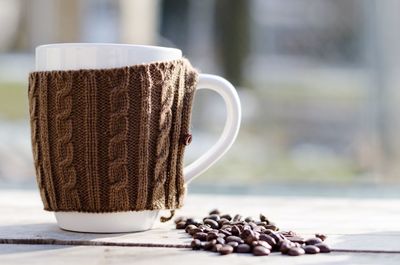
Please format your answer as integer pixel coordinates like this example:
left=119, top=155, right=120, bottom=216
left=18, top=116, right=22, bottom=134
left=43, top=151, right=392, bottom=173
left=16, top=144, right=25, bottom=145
left=28, top=58, right=198, bottom=213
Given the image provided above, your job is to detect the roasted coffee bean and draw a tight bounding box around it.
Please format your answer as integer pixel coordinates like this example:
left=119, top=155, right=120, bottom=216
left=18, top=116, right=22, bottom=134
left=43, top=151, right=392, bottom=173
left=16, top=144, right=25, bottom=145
left=185, top=218, right=199, bottom=226
left=263, top=229, right=274, bottom=235
left=236, top=243, right=251, bottom=253
left=315, top=243, right=331, bottom=253
left=220, top=214, right=232, bottom=221
left=216, top=237, right=226, bottom=245
left=189, top=228, right=203, bottom=236
left=204, top=214, right=220, bottom=222
left=218, top=218, right=230, bottom=227
left=240, top=229, right=253, bottom=239
left=175, top=216, right=187, bottom=224
left=217, top=233, right=226, bottom=239
left=245, top=234, right=259, bottom=245
left=231, top=225, right=241, bottom=236
left=226, top=236, right=243, bottom=244
left=219, top=229, right=232, bottom=237
left=251, top=240, right=272, bottom=250
left=280, top=241, right=296, bottom=254
left=219, top=245, right=234, bottom=255
left=204, top=219, right=219, bottom=229
left=220, top=224, right=231, bottom=230
left=176, top=221, right=187, bottom=229
left=233, top=214, right=242, bottom=222
left=259, top=213, right=268, bottom=223
left=245, top=216, right=254, bottom=222
left=264, top=224, right=278, bottom=231
left=305, top=237, right=323, bottom=245
left=287, top=247, right=305, bottom=256
left=315, top=233, right=327, bottom=241
left=303, top=245, right=320, bottom=254
left=209, top=209, right=221, bottom=216
left=259, top=234, right=276, bottom=246
left=286, top=235, right=305, bottom=244
left=191, top=239, right=202, bottom=250
left=185, top=224, right=197, bottom=234
left=203, top=240, right=216, bottom=250
left=212, top=244, right=223, bottom=252
left=227, top=241, right=239, bottom=250
left=253, top=246, right=271, bottom=256
left=207, top=232, right=219, bottom=241
left=193, top=232, right=207, bottom=241
left=249, top=222, right=258, bottom=230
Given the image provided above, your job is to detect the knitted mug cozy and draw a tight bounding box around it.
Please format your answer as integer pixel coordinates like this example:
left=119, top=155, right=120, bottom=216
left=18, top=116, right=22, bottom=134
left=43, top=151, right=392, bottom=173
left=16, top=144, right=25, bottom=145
left=28, top=58, right=198, bottom=213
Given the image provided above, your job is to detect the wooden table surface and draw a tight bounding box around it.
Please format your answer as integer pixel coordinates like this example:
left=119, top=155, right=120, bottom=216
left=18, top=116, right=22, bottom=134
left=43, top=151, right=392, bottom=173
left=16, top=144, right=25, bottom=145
left=1, top=189, right=399, bottom=264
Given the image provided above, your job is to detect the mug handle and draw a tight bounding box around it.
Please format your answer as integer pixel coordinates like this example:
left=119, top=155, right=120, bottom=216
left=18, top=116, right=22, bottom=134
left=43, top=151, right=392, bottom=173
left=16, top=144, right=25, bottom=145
left=184, top=74, right=241, bottom=183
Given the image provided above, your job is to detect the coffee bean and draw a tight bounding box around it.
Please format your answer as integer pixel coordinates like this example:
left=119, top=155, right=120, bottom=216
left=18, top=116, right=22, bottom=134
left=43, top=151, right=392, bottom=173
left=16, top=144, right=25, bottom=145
left=303, top=245, right=320, bottom=254
left=225, top=235, right=243, bottom=244
left=175, top=216, right=187, bottom=224
left=189, top=228, right=203, bottom=236
left=305, top=237, right=323, bottom=245
left=259, top=234, right=276, bottom=246
left=176, top=221, right=186, bottom=229
left=193, top=232, right=207, bottom=241
left=218, top=218, right=230, bottom=227
left=245, top=216, right=254, bottom=222
left=231, top=225, right=241, bottom=236
left=204, top=219, right=219, bottom=229
left=259, top=213, right=268, bottom=223
left=216, top=237, right=225, bottom=245
left=212, top=244, right=223, bottom=252
left=287, top=247, right=305, bottom=256
left=240, top=229, right=253, bottom=239
left=185, top=224, right=197, bottom=234
left=191, top=239, right=202, bottom=250
left=245, top=234, right=259, bottom=245
left=315, top=243, right=331, bottom=253
left=227, top=241, right=239, bottom=250
left=233, top=214, right=242, bottom=222
left=251, top=240, right=272, bottom=250
left=264, top=224, right=278, bottom=231
left=217, top=233, right=226, bottom=239
left=286, top=235, right=305, bottom=244
left=220, top=229, right=232, bottom=237
left=205, top=214, right=220, bottom=222
left=185, top=218, right=199, bottom=226
left=207, top=232, right=219, bottom=241
left=236, top=243, right=251, bottom=253
left=253, top=246, right=271, bottom=256
left=219, top=245, right=234, bottom=255
left=209, top=209, right=221, bottom=216
left=203, top=240, right=216, bottom=250
left=280, top=241, right=296, bottom=254
left=220, top=214, right=232, bottom=221
left=315, top=233, right=327, bottom=241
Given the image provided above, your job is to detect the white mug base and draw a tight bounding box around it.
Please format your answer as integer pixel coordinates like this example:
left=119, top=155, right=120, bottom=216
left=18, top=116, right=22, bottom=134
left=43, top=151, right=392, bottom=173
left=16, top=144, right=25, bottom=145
left=54, top=210, right=159, bottom=233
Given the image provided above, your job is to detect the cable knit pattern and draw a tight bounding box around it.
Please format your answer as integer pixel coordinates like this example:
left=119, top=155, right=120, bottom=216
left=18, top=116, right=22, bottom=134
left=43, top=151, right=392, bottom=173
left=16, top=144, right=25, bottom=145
left=107, top=69, right=130, bottom=210
left=28, top=74, right=49, bottom=209
left=135, top=66, right=151, bottom=210
left=152, top=63, right=180, bottom=208
left=55, top=72, right=81, bottom=209
left=37, top=74, right=58, bottom=210
left=28, top=58, right=198, bottom=213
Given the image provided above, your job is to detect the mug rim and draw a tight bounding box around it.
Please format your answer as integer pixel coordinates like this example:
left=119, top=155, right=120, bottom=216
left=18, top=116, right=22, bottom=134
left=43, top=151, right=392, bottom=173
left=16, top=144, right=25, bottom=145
left=36, top=43, right=182, bottom=54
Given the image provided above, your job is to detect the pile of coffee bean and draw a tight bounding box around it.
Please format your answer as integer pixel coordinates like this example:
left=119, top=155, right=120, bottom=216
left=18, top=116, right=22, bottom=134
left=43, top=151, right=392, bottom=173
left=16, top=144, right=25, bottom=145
left=175, top=209, right=330, bottom=256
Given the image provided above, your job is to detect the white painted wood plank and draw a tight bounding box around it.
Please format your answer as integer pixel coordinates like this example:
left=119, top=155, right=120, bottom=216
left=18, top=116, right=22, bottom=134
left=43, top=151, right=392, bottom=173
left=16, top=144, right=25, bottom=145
left=0, top=245, right=400, bottom=265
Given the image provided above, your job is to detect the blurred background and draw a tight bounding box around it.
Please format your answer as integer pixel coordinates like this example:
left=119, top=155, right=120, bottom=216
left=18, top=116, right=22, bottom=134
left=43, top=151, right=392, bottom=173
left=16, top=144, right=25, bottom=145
left=1, top=0, right=400, bottom=197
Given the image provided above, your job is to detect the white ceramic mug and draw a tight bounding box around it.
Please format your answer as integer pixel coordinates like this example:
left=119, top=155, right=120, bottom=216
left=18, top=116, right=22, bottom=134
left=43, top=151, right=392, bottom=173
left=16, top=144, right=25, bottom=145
left=35, top=43, right=241, bottom=233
